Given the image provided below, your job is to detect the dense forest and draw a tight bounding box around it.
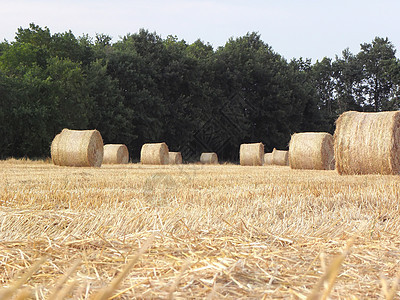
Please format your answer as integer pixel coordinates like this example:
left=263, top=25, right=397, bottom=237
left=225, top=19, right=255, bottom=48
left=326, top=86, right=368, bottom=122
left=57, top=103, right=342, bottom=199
left=1, top=24, right=399, bottom=161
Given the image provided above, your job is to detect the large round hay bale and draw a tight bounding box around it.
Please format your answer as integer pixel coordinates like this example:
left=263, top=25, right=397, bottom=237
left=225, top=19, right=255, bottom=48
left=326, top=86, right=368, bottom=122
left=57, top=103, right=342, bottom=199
left=140, top=143, right=169, bottom=165
left=289, top=132, right=334, bottom=170
left=240, top=143, right=264, bottom=166
left=264, top=152, right=273, bottom=165
left=103, top=144, right=129, bottom=164
left=334, top=111, right=400, bottom=175
left=51, top=129, right=104, bottom=167
left=272, top=149, right=289, bottom=166
left=169, top=152, right=182, bottom=164
left=200, top=152, right=218, bottom=164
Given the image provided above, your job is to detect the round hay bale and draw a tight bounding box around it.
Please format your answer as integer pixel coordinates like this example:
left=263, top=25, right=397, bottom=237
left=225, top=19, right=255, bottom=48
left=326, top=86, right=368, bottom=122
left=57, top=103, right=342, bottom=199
left=240, top=142, right=264, bottom=166
left=169, top=152, right=182, bottom=164
left=103, top=144, right=129, bottom=164
left=264, top=152, right=273, bottom=165
left=334, top=111, right=400, bottom=175
left=272, top=149, right=289, bottom=166
left=289, top=132, right=334, bottom=170
left=51, top=128, right=103, bottom=167
left=140, top=143, right=169, bottom=165
left=200, top=152, right=218, bottom=164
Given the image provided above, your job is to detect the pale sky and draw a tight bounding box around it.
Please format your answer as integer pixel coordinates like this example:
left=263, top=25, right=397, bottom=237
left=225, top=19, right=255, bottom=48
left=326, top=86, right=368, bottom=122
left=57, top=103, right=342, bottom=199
left=1, top=0, right=399, bottom=62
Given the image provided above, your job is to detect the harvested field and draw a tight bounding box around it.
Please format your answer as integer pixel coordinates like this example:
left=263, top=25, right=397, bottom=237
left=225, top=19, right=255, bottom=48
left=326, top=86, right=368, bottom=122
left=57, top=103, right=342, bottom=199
left=0, top=159, right=399, bottom=298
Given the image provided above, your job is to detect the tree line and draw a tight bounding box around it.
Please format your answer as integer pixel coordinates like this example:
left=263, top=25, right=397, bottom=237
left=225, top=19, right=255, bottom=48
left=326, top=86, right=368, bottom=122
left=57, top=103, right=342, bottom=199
left=1, top=24, right=399, bottom=160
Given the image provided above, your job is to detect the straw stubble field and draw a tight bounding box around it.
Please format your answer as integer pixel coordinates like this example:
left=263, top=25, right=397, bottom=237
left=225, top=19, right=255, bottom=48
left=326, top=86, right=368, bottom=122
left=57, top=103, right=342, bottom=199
left=0, top=159, right=400, bottom=299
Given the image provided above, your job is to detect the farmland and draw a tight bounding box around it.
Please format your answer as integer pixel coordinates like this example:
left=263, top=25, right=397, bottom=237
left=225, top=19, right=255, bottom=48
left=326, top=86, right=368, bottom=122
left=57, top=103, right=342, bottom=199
left=0, top=159, right=399, bottom=298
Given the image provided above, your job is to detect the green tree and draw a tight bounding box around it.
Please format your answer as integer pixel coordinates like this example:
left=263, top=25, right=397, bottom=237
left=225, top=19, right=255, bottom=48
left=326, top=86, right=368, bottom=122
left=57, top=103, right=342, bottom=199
left=210, top=33, right=322, bottom=154
left=0, top=72, right=21, bottom=157
left=332, top=49, right=363, bottom=113
left=0, top=64, right=54, bottom=157
left=312, top=57, right=336, bottom=131
left=357, top=37, right=400, bottom=111
left=86, top=59, right=136, bottom=149
left=186, top=39, right=214, bottom=59
left=160, top=36, right=207, bottom=151
left=106, top=29, right=167, bottom=156
left=0, top=24, right=94, bottom=157
left=45, top=56, right=92, bottom=133
left=50, top=30, right=89, bottom=63
left=288, top=58, right=325, bottom=132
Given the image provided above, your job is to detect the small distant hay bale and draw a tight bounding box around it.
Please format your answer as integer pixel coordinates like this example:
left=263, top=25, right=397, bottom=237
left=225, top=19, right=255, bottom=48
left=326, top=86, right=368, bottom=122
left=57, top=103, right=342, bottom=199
left=334, top=111, right=400, bottom=175
left=200, top=152, right=218, bottom=164
left=169, top=152, right=182, bottom=164
left=103, top=144, right=129, bottom=164
left=240, top=143, right=264, bottom=166
left=264, top=152, right=273, bottom=165
left=272, top=149, right=289, bottom=166
left=51, top=128, right=103, bottom=167
left=140, top=143, right=169, bottom=165
left=289, top=132, right=334, bottom=170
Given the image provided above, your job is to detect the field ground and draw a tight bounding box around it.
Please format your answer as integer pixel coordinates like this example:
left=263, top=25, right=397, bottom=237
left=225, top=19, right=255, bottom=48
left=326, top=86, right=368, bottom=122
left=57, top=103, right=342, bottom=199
left=0, top=159, right=400, bottom=299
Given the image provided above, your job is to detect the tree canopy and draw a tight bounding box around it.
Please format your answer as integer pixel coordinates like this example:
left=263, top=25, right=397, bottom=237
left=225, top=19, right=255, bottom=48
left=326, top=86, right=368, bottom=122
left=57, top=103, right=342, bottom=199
left=1, top=24, right=399, bottom=160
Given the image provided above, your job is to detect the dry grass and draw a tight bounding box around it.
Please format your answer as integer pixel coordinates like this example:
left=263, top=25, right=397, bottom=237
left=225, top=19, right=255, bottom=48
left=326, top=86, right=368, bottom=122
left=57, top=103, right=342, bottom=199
left=0, top=160, right=400, bottom=298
